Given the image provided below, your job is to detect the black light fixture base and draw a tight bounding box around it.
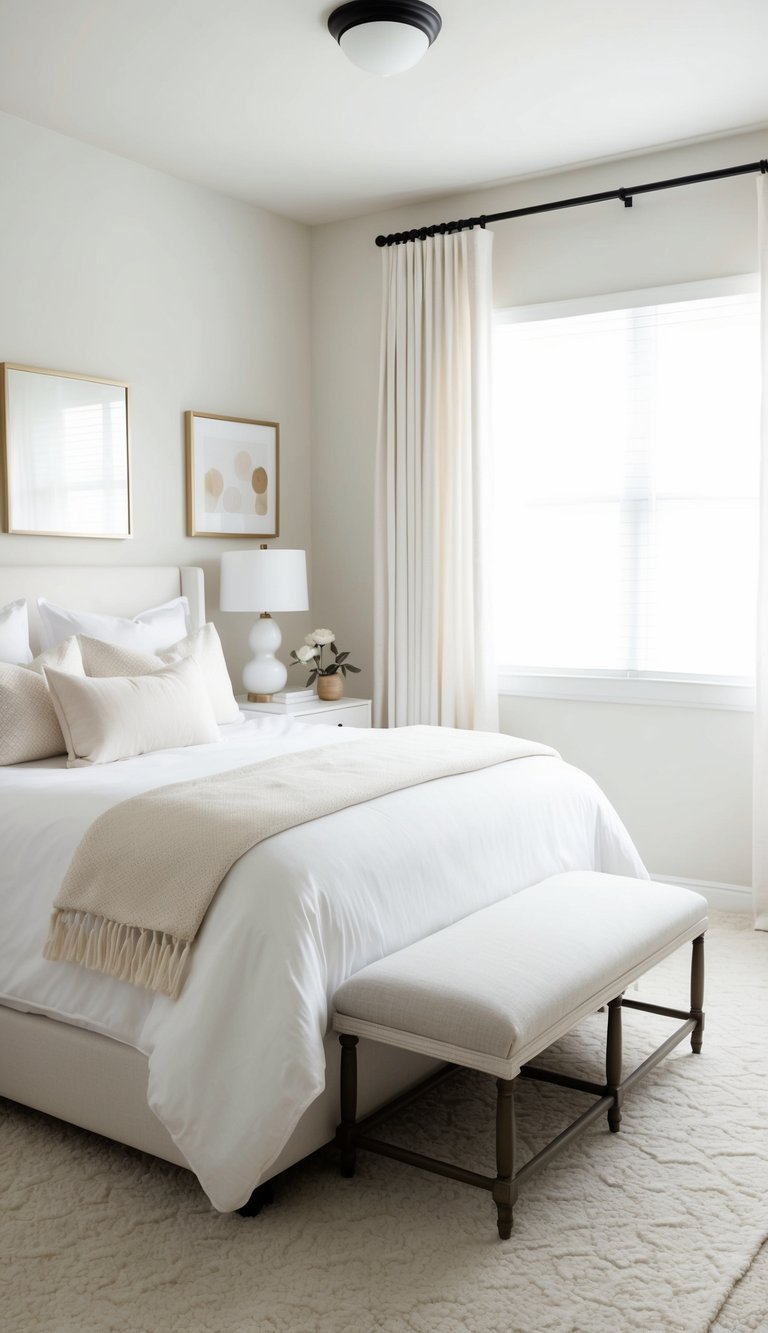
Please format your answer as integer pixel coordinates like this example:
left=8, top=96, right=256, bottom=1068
left=328, top=1, right=442, bottom=47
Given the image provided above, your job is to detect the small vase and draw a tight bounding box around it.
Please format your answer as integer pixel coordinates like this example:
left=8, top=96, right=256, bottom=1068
left=317, top=673, right=343, bottom=702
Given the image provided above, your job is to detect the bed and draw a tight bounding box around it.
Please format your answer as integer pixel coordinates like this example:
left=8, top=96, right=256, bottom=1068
left=0, top=564, right=647, bottom=1212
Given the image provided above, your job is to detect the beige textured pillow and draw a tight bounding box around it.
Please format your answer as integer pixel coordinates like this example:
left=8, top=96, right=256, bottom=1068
left=44, top=656, right=220, bottom=767
left=79, top=636, right=164, bottom=677
left=79, top=623, right=241, bottom=724
left=0, top=637, right=85, bottom=766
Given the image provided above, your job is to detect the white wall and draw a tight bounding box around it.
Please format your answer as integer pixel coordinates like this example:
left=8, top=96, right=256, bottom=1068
left=0, top=111, right=312, bottom=679
left=1, top=110, right=761, bottom=886
left=311, top=128, right=768, bottom=888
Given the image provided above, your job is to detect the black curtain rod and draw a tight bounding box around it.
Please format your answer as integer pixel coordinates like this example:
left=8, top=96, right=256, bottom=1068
left=375, top=157, right=768, bottom=247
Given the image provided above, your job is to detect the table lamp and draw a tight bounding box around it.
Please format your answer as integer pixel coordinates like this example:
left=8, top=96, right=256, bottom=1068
left=220, top=547, right=308, bottom=701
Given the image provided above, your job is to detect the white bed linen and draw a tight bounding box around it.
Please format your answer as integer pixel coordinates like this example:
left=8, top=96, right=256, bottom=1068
left=0, top=717, right=646, bottom=1210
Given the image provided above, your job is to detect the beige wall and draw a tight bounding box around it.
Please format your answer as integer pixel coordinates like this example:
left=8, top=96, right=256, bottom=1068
left=311, top=127, right=768, bottom=887
left=0, top=111, right=312, bottom=679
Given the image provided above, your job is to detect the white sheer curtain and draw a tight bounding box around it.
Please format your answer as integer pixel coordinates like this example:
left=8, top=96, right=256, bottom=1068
left=754, top=175, right=768, bottom=929
left=373, top=229, right=498, bottom=730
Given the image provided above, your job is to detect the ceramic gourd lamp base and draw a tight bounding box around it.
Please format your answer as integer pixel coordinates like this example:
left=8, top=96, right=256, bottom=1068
left=317, top=674, right=343, bottom=702
left=243, top=614, right=287, bottom=701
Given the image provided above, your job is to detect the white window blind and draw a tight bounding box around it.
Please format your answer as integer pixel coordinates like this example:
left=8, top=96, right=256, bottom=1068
left=493, top=280, right=760, bottom=686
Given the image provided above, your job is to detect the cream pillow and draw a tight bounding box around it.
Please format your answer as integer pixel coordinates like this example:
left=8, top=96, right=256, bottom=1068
left=44, top=656, right=220, bottom=767
left=37, top=596, right=189, bottom=653
left=0, top=598, right=32, bottom=665
left=79, top=623, right=241, bottom=724
left=0, top=637, right=85, bottom=765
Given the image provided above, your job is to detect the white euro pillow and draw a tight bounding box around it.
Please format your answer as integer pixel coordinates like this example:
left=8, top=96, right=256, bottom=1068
left=43, top=656, right=220, bottom=767
left=79, top=623, right=241, bottom=725
left=159, top=625, right=241, bottom=723
left=0, top=598, right=32, bottom=665
left=0, top=637, right=85, bottom=765
left=37, top=596, right=189, bottom=654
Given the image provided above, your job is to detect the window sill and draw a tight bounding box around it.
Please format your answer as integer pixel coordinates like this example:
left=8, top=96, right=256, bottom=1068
left=498, top=670, right=755, bottom=711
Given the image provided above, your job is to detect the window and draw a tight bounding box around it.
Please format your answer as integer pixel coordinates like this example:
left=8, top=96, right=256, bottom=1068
left=493, top=277, right=760, bottom=707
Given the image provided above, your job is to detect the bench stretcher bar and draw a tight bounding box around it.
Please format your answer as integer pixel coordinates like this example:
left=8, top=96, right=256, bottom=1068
left=336, top=933, right=706, bottom=1239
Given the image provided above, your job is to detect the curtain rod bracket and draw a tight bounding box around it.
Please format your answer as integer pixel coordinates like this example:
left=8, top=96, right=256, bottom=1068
left=618, top=189, right=633, bottom=208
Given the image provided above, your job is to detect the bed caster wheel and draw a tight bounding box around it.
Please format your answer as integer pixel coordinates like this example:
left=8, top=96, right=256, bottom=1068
left=237, top=1181, right=274, bottom=1217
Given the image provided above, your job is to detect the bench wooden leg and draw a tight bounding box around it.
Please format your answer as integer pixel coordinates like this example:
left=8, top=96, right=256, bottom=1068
left=338, top=1034, right=359, bottom=1177
left=690, top=933, right=705, bottom=1054
left=493, top=1076, right=517, bottom=1239
left=606, top=994, right=623, bottom=1132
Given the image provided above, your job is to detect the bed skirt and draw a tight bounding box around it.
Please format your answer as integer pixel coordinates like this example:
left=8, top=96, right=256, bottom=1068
left=0, top=1006, right=440, bottom=1193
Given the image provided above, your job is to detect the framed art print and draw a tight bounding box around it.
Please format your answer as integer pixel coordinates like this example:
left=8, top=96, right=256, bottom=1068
left=1, top=363, right=131, bottom=538
left=186, top=411, right=279, bottom=538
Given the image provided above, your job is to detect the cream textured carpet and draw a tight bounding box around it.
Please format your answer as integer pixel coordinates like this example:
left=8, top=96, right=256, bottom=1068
left=711, top=1239, right=768, bottom=1331
left=2, top=912, right=767, bottom=1333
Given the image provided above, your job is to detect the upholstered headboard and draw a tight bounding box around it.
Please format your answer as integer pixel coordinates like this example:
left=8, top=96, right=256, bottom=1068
left=0, top=566, right=205, bottom=655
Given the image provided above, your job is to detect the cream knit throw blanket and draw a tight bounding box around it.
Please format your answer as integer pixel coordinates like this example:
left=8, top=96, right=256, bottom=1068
left=44, top=726, right=556, bottom=998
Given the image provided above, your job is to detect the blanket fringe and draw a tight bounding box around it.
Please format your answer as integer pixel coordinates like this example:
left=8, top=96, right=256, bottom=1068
left=44, top=910, right=191, bottom=999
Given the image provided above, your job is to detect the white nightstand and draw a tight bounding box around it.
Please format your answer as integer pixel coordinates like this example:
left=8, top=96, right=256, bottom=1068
left=237, top=695, right=372, bottom=728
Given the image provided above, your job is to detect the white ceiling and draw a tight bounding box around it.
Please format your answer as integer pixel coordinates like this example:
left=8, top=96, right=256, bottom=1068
left=0, top=0, right=767, bottom=224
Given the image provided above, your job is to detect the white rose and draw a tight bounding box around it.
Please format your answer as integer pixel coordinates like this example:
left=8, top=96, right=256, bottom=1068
left=311, top=628, right=335, bottom=646
left=296, top=644, right=318, bottom=663
left=304, top=633, right=319, bottom=647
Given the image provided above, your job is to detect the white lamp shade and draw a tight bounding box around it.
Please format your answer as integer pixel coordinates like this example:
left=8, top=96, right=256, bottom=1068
left=220, top=549, right=308, bottom=614
left=340, top=20, right=429, bottom=75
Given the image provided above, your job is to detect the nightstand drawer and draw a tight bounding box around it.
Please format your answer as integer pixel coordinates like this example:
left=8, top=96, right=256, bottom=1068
left=297, top=702, right=371, bottom=728
left=237, top=696, right=372, bottom=728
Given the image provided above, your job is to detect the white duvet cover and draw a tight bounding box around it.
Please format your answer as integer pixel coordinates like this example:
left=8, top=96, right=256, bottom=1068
left=0, top=717, right=646, bottom=1210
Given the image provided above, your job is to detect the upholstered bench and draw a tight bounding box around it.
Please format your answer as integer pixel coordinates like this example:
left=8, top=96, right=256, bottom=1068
left=333, top=872, right=707, bottom=1238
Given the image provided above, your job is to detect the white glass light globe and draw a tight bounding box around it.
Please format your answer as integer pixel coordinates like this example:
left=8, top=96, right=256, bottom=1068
left=340, top=20, right=430, bottom=76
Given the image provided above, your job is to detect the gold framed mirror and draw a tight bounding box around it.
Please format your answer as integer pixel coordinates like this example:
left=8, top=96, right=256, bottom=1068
left=1, top=363, right=131, bottom=539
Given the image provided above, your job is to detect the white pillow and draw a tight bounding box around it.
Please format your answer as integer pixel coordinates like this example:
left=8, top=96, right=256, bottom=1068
left=44, top=656, right=220, bottom=767
left=37, top=596, right=190, bottom=654
left=0, top=598, right=32, bottom=665
left=0, top=637, right=85, bottom=765
left=78, top=623, right=241, bottom=725
left=159, top=625, right=241, bottom=724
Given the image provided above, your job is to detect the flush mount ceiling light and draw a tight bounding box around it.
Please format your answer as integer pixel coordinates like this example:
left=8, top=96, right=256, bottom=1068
left=328, top=1, right=442, bottom=76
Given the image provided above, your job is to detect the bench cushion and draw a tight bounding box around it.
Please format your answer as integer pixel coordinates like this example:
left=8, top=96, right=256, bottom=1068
left=333, top=873, right=708, bottom=1078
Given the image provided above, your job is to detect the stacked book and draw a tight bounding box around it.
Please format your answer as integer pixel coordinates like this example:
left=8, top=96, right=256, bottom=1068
left=249, top=687, right=317, bottom=713
left=271, top=687, right=315, bottom=704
